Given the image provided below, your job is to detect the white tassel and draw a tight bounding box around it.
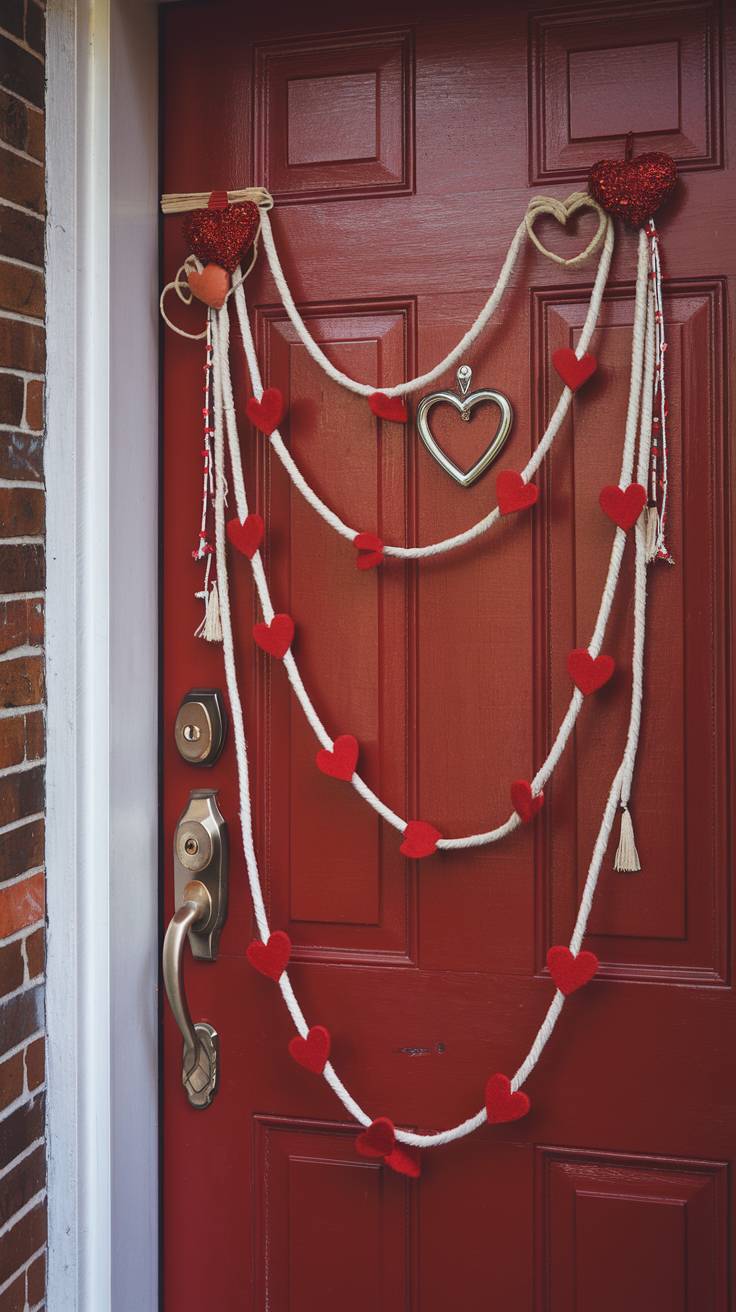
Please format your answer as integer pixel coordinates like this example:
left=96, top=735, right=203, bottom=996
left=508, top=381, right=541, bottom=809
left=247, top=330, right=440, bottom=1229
left=194, top=581, right=223, bottom=643
left=614, top=805, right=641, bottom=872
left=644, top=505, right=660, bottom=562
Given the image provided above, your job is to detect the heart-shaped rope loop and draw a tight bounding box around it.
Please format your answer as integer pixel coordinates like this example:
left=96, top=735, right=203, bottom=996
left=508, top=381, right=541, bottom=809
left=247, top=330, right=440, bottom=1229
left=525, top=191, right=607, bottom=267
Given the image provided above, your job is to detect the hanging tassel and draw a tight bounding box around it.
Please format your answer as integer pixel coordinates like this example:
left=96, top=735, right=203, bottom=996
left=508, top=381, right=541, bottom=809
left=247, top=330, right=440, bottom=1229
left=614, top=805, right=641, bottom=872
left=644, top=504, right=660, bottom=562
left=194, top=581, right=223, bottom=643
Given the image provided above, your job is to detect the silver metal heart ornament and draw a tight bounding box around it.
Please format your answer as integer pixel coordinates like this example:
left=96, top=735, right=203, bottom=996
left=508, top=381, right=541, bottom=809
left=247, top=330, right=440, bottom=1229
left=415, top=366, right=513, bottom=487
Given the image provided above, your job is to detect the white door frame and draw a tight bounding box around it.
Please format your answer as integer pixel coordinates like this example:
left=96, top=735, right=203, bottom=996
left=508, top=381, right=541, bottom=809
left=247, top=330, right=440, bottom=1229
left=45, top=1, right=160, bottom=1307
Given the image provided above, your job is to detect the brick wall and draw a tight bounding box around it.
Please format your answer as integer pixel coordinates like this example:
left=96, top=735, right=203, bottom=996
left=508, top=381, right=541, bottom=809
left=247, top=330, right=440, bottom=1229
left=0, top=2, right=47, bottom=1310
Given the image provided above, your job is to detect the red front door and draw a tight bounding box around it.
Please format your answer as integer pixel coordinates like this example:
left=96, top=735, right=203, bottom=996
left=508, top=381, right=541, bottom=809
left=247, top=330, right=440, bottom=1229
left=161, top=3, right=735, bottom=1307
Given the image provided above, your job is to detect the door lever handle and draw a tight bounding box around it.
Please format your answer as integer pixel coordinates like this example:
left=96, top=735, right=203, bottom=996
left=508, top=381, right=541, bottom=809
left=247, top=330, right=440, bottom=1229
left=162, top=880, right=219, bottom=1109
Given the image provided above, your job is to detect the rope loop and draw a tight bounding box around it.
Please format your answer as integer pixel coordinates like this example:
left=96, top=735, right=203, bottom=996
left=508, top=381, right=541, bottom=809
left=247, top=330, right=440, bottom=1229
left=525, top=191, right=607, bottom=267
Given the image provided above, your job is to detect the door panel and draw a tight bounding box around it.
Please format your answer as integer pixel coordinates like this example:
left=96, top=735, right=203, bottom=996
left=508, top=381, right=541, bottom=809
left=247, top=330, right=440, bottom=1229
left=161, top=2, right=735, bottom=1308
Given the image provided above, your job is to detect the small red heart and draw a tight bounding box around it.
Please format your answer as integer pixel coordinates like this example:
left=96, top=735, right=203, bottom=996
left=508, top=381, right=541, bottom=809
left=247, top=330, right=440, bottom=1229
left=356, top=1117, right=396, bottom=1159
left=552, top=348, right=597, bottom=392
left=246, top=930, right=291, bottom=981
left=589, top=152, right=677, bottom=228
left=354, top=532, right=384, bottom=570
left=510, top=780, right=544, bottom=824
left=384, top=1145, right=421, bottom=1178
left=547, top=945, right=599, bottom=996
left=369, top=392, right=408, bottom=423
left=187, top=263, right=230, bottom=310
left=227, top=513, right=264, bottom=559
left=400, top=820, right=442, bottom=859
left=599, top=483, right=647, bottom=531
left=246, top=388, right=284, bottom=437
left=485, top=1073, right=530, bottom=1125
left=568, top=648, right=615, bottom=695
left=253, top=613, right=294, bottom=659
left=182, top=201, right=260, bottom=274
left=497, top=470, right=539, bottom=516
left=288, top=1024, right=331, bottom=1074
left=316, top=734, right=359, bottom=782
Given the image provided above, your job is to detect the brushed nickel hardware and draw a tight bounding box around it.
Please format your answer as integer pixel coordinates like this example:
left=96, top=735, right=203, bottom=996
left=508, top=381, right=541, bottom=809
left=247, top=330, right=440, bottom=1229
left=174, top=689, right=227, bottom=765
left=163, top=790, right=228, bottom=1108
left=416, top=365, right=513, bottom=487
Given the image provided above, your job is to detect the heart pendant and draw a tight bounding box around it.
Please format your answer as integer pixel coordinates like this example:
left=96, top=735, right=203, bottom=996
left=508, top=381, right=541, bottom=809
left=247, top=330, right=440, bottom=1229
left=416, top=366, right=513, bottom=487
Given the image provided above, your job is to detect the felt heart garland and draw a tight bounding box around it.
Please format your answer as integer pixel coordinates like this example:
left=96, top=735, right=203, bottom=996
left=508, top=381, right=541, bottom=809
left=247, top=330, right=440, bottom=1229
left=568, top=648, right=615, bottom=695
left=316, top=734, right=359, bottom=781
left=485, top=1073, right=530, bottom=1124
left=400, top=819, right=442, bottom=859
left=552, top=348, right=597, bottom=392
left=354, top=532, right=384, bottom=570
left=227, top=513, right=264, bottom=559
left=599, top=483, right=647, bottom=531
left=289, top=1024, right=331, bottom=1074
left=355, top=1118, right=421, bottom=1177
left=253, top=613, right=294, bottom=659
left=547, top=946, right=599, bottom=995
left=510, top=780, right=544, bottom=824
left=183, top=200, right=260, bottom=274
left=246, top=930, right=292, bottom=981
left=589, top=151, right=677, bottom=228
left=247, top=388, right=284, bottom=436
left=369, top=392, right=408, bottom=423
left=496, top=470, right=538, bottom=516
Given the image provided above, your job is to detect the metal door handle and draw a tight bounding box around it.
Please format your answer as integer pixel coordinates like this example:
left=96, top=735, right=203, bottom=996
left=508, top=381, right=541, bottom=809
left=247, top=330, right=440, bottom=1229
left=163, top=880, right=219, bottom=1109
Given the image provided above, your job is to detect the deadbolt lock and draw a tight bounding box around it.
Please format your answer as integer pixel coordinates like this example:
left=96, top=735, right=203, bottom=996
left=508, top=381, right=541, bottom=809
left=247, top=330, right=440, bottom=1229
left=172, top=790, right=228, bottom=961
left=174, top=689, right=227, bottom=766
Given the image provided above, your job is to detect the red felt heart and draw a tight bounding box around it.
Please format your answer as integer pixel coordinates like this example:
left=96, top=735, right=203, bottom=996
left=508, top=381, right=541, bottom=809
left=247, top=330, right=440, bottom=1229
left=356, top=1117, right=396, bottom=1159
left=227, top=513, right=264, bottom=559
left=589, top=152, right=678, bottom=228
left=369, top=392, right=408, bottom=423
left=253, top=613, right=294, bottom=659
left=510, top=780, right=544, bottom=824
left=400, top=819, right=442, bottom=859
left=385, top=1145, right=421, bottom=1178
left=182, top=201, right=260, bottom=274
left=246, top=930, right=291, bottom=981
left=246, top=388, right=284, bottom=437
left=485, top=1073, right=530, bottom=1125
left=547, top=945, right=599, bottom=996
left=552, top=348, right=597, bottom=392
left=187, top=263, right=230, bottom=310
left=599, top=483, right=647, bottom=531
left=497, top=470, right=539, bottom=516
left=354, top=532, right=384, bottom=570
left=316, top=734, right=359, bottom=782
left=288, top=1024, right=331, bottom=1074
left=567, top=648, right=615, bottom=695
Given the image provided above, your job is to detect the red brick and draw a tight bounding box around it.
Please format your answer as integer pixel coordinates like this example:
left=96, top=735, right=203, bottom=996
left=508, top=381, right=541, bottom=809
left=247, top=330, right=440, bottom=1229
left=0, top=985, right=43, bottom=1054
left=24, top=1037, right=43, bottom=1090
left=0, top=1092, right=43, bottom=1171
left=24, top=926, right=42, bottom=979
left=26, top=1249, right=45, bottom=1305
left=0, top=765, right=44, bottom=825
left=0, top=204, right=44, bottom=266
left=0, top=872, right=44, bottom=937
left=0, top=430, right=43, bottom=481
left=0, top=657, right=44, bottom=710
left=0, top=546, right=44, bottom=594
left=0, top=150, right=44, bottom=216
left=0, top=1273, right=24, bottom=1312
left=0, top=90, right=26, bottom=152
left=0, top=1053, right=23, bottom=1111
left=0, top=1145, right=45, bottom=1232
left=24, top=378, right=42, bottom=431
left=0, top=939, right=23, bottom=996
left=0, top=819, right=44, bottom=880
left=0, top=260, right=43, bottom=318
left=0, top=1201, right=46, bottom=1288
left=24, top=709, right=43, bottom=759
left=0, top=36, right=44, bottom=109
left=0, top=316, right=45, bottom=372
left=0, top=487, right=43, bottom=536
left=0, top=599, right=44, bottom=654
left=0, top=715, right=24, bottom=767
left=0, top=371, right=23, bottom=426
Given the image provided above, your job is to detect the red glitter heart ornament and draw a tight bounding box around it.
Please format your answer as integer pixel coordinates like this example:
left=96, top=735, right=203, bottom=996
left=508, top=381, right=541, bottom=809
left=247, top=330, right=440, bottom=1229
left=288, top=1024, right=331, bottom=1074
left=356, top=1117, right=396, bottom=1159
left=599, top=483, right=647, bottom=531
left=589, top=152, right=677, bottom=228
left=547, top=946, right=599, bottom=996
left=485, top=1073, right=530, bottom=1125
left=182, top=201, right=260, bottom=274
left=316, top=734, right=359, bottom=782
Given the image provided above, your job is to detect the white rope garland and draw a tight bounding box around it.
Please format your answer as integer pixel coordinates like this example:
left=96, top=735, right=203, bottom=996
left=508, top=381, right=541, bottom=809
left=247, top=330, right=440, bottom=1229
left=209, top=261, right=655, bottom=1147
left=234, top=212, right=613, bottom=560
left=220, top=231, right=649, bottom=850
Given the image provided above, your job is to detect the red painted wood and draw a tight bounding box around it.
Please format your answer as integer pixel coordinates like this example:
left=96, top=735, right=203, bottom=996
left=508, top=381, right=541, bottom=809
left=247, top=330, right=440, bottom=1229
left=161, top=3, right=736, bottom=1307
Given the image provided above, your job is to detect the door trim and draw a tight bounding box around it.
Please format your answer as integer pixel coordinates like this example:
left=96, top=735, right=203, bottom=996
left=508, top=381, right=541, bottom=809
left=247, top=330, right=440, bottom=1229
left=46, top=1, right=160, bottom=1307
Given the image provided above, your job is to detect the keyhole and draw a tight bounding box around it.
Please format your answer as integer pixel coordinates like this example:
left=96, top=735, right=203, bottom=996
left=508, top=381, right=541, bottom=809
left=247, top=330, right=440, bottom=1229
left=184, top=837, right=200, bottom=857
left=183, top=724, right=201, bottom=742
